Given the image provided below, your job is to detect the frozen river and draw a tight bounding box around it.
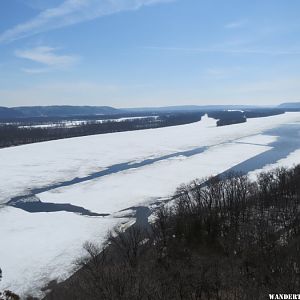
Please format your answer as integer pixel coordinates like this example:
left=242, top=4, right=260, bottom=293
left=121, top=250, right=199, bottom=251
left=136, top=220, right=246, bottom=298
left=1, top=113, right=300, bottom=297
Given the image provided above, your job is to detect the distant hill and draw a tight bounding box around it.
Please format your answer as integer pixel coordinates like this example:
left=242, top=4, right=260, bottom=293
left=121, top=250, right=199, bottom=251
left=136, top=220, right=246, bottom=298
left=1, top=104, right=260, bottom=120
left=0, top=106, right=121, bottom=119
left=123, top=105, right=259, bottom=113
left=1, top=103, right=295, bottom=120
left=0, top=107, right=24, bottom=119
left=278, top=102, right=300, bottom=109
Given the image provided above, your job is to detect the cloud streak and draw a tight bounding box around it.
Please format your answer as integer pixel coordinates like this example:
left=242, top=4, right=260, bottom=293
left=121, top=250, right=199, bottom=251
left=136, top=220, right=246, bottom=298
left=144, top=46, right=300, bottom=56
left=224, top=19, right=248, bottom=29
left=0, top=0, right=173, bottom=43
left=15, top=46, right=79, bottom=73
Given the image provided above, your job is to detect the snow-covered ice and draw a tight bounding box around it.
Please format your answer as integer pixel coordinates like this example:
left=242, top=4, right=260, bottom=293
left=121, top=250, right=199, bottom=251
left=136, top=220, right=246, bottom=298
left=235, top=134, right=278, bottom=145
left=15, top=116, right=158, bottom=129
left=249, top=149, right=300, bottom=179
left=38, top=142, right=272, bottom=214
left=1, top=112, right=300, bottom=203
left=0, top=206, right=122, bottom=297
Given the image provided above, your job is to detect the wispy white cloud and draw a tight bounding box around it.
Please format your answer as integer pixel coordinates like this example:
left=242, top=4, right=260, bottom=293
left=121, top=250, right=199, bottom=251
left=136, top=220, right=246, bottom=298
left=204, top=66, right=242, bottom=79
left=224, top=19, right=248, bottom=29
left=19, top=0, right=63, bottom=10
left=1, top=76, right=299, bottom=107
left=15, top=46, right=79, bottom=73
left=21, top=68, right=52, bottom=74
left=144, top=46, right=300, bottom=56
left=0, top=0, right=174, bottom=43
left=0, top=80, right=152, bottom=106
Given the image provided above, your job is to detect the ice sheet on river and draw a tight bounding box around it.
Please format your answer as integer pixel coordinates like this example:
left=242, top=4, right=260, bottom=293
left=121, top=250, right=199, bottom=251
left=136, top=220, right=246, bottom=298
left=1, top=112, right=300, bottom=296
left=1, top=112, right=300, bottom=203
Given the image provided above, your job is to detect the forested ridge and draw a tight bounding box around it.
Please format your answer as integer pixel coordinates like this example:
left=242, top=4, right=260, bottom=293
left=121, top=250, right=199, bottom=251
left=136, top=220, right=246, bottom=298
left=39, top=165, right=300, bottom=300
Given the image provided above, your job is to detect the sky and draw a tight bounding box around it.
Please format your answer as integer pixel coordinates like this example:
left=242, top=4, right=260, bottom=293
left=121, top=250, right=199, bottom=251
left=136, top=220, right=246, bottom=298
left=0, top=0, right=300, bottom=108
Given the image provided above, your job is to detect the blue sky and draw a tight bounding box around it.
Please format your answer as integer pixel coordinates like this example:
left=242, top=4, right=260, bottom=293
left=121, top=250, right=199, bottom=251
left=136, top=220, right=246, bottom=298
left=0, top=0, right=300, bottom=107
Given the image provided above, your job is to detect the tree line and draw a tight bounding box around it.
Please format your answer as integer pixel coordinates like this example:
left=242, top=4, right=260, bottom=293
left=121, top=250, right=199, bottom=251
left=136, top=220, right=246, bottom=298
left=0, top=113, right=203, bottom=148
left=42, top=164, right=300, bottom=300
left=208, top=109, right=284, bottom=127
